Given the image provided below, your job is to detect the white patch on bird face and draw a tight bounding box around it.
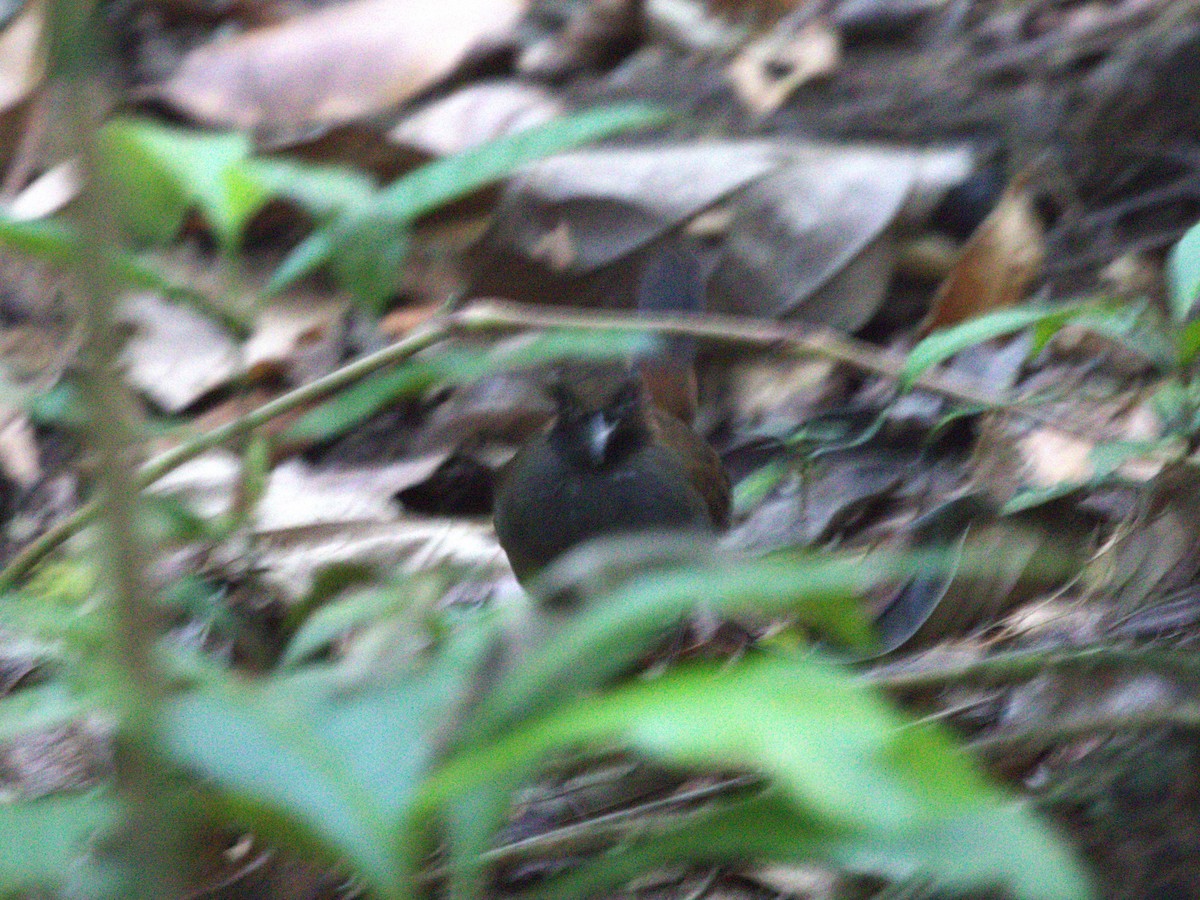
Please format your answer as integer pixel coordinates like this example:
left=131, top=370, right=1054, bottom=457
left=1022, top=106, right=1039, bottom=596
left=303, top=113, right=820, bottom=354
left=586, top=411, right=618, bottom=465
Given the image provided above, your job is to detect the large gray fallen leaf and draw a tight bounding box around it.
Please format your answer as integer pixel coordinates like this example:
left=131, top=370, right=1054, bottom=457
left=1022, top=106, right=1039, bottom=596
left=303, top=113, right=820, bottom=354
left=474, top=140, right=971, bottom=330
left=481, top=141, right=788, bottom=273
left=144, top=0, right=526, bottom=134
left=710, top=143, right=973, bottom=330
left=725, top=448, right=903, bottom=555
left=120, top=293, right=241, bottom=413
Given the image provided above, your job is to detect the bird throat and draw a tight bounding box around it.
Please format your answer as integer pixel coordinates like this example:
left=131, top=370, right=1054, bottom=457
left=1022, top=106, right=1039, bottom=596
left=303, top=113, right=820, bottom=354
left=554, top=409, right=646, bottom=470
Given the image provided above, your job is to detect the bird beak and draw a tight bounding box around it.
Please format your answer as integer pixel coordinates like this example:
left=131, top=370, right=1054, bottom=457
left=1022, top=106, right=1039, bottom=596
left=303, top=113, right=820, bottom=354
left=586, top=411, right=618, bottom=464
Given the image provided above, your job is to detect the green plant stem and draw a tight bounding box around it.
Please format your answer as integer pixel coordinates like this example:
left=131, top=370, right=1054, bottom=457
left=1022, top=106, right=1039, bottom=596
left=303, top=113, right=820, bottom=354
left=0, top=316, right=451, bottom=591
left=48, top=0, right=185, bottom=891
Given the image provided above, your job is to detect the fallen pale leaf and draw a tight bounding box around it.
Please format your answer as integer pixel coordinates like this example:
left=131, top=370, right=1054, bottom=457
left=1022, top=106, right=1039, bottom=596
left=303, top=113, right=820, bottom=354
left=728, top=19, right=841, bottom=118
left=0, top=1, right=43, bottom=114
left=121, top=293, right=241, bottom=413
left=1016, top=428, right=1095, bottom=487
left=146, top=0, right=526, bottom=133
left=389, top=81, right=562, bottom=158
left=0, top=402, right=39, bottom=489
left=6, top=160, right=78, bottom=220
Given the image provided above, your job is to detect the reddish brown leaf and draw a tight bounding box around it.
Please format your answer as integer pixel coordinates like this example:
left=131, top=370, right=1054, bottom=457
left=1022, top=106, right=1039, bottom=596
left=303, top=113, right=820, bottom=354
left=919, top=178, right=1045, bottom=335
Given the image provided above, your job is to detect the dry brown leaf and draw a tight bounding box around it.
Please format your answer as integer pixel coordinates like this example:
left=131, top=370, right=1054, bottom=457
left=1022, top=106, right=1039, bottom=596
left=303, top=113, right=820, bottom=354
left=146, top=0, right=526, bottom=133
left=379, top=302, right=442, bottom=341
left=728, top=19, right=841, bottom=118
left=919, top=177, right=1045, bottom=335
left=242, top=293, right=350, bottom=384
left=518, top=0, right=644, bottom=79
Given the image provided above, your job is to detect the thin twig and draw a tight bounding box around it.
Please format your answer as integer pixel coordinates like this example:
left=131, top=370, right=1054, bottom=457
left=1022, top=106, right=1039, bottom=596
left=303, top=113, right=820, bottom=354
left=969, top=706, right=1200, bottom=754
left=418, top=775, right=761, bottom=886
left=454, top=300, right=992, bottom=401
left=451, top=299, right=1107, bottom=439
left=0, top=317, right=450, bottom=591
left=864, top=644, right=1200, bottom=692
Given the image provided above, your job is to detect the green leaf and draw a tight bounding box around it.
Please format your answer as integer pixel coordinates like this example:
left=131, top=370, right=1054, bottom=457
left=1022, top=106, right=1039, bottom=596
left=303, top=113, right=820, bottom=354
left=1167, top=219, right=1200, bottom=322
left=246, top=158, right=377, bottom=220
left=0, top=790, right=118, bottom=897
left=0, top=214, right=203, bottom=299
left=160, top=623, right=496, bottom=899
left=269, top=102, right=669, bottom=297
left=369, top=102, right=668, bottom=224
left=281, top=586, right=411, bottom=668
left=285, top=359, right=451, bottom=443
left=464, top=550, right=879, bottom=745
left=1176, top=317, right=1200, bottom=367
left=94, top=120, right=192, bottom=245
left=530, top=791, right=1093, bottom=900
left=902, top=304, right=1088, bottom=388
left=327, top=211, right=412, bottom=313
left=95, top=119, right=271, bottom=253
left=422, top=656, right=1093, bottom=900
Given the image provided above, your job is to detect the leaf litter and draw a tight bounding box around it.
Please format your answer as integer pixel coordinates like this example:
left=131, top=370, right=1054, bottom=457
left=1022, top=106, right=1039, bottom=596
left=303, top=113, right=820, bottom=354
left=5, top=0, right=1200, bottom=897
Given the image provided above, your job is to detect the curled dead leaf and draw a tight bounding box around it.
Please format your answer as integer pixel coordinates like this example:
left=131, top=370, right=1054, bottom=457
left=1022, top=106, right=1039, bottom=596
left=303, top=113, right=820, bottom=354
left=919, top=177, right=1045, bottom=335
left=242, top=293, right=350, bottom=385
left=518, top=0, right=645, bottom=79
